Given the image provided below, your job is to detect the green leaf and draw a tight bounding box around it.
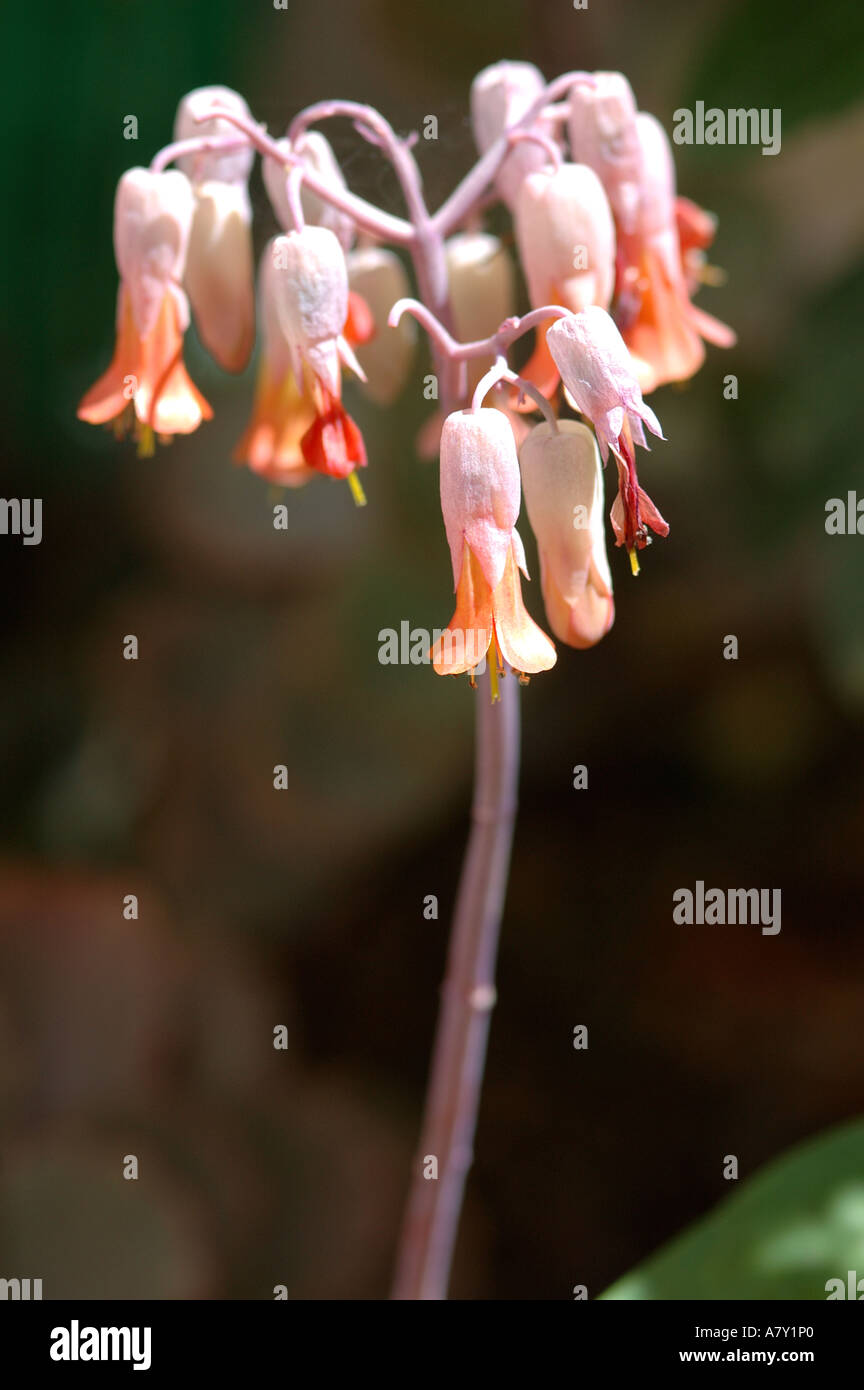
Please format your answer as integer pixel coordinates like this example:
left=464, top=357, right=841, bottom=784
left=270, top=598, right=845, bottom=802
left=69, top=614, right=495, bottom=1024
left=600, top=1119, right=864, bottom=1299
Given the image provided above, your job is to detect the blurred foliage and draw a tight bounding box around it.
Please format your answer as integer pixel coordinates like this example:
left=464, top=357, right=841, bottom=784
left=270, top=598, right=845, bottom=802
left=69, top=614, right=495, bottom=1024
left=685, top=0, right=864, bottom=139
left=602, top=1119, right=864, bottom=1299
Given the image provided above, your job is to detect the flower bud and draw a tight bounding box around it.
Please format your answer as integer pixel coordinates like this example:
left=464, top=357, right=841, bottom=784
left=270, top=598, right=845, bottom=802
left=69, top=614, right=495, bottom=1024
left=183, top=180, right=254, bottom=372
left=446, top=233, right=516, bottom=390
left=263, top=132, right=354, bottom=249
left=520, top=421, right=614, bottom=648
left=514, top=162, right=615, bottom=313
left=345, top=247, right=415, bottom=405
left=173, top=86, right=254, bottom=186
left=567, top=72, right=642, bottom=236
left=471, top=61, right=557, bottom=209
left=546, top=306, right=662, bottom=460
left=113, top=168, right=194, bottom=339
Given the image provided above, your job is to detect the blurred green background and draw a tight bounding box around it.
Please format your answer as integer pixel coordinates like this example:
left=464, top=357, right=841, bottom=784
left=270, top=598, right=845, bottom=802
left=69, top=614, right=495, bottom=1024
left=1, top=0, right=864, bottom=1299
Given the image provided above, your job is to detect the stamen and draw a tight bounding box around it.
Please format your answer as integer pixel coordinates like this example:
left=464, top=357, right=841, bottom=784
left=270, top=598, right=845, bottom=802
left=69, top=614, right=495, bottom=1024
left=347, top=471, right=367, bottom=507
left=137, top=423, right=156, bottom=459
left=699, top=262, right=727, bottom=287
left=629, top=546, right=640, bottom=577
left=488, top=655, right=500, bottom=704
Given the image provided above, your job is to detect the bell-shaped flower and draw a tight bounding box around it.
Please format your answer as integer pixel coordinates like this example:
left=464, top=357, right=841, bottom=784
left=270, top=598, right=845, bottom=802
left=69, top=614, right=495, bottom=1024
left=346, top=246, right=415, bottom=405
left=513, top=162, right=615, bottom=404
left=447, top=232, right=516, bottom=390
left=233, top=241, right=317, bottom=488
left=516, top=163, right=615, bottom=312
left=77, top=167, right=211, bottom=454
left=621, top=112, right=736, bottom=392
left=173, top=87, right=255, bottom=373
left=432, top=408, right=556, bottom=681
left=414, top=233, right=517, bottom=458
left=567, top=72, right=643, bottom=250
left=173, top=85, right=255, bottom=185
left=471, top=61, right=558, bottom=210
left=263, top=131, right=354, bottom=250
left=520, top=420, right=614, bottom=648
left=235, top=232, right=368, bottom=497
left=546, top=306, right=668, bottom=570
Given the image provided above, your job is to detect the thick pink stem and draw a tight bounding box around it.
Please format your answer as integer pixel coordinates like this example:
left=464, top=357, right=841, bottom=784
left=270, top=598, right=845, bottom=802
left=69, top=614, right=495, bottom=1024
left=392, top=668, right=520, bottom=1299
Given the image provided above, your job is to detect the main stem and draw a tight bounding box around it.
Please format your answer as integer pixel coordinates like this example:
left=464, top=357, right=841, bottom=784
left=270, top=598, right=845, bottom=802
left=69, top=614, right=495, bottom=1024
left=392, top=670, right=521, bottom=1299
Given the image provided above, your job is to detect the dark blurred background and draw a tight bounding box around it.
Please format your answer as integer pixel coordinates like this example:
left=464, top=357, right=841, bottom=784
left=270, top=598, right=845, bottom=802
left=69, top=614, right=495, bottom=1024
left=1, top=0, right=864, bottom=1299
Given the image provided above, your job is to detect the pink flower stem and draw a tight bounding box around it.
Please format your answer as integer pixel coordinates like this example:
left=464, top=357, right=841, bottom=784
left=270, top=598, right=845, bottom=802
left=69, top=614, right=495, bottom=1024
left=432, top=70, right=594, bottom=236
left=187, top=108, right=415, bottom=244
left=149, top=133, right=250, bottom=174
left=392, top=665, right=521, bottom=1300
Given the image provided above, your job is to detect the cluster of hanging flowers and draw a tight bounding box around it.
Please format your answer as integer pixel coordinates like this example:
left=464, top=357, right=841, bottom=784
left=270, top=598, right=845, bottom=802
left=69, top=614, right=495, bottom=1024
left=78, top=65, right=734, bottom=689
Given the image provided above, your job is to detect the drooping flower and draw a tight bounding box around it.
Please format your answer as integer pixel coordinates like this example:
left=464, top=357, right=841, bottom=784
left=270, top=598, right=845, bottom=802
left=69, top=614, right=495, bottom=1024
left=619, top=112, right=736, bottom=392
left=414, top=233, right=519, bottom=459
left=234, top=229, right=368, bottom=499
left=432, top=408, right=556, bottom=685
left=173, top=86, right=256, bottom=373
left=513, top=162, right=616, bottom=404
left=519, top=420, right=614, bottom=648
left=447, top=232, right=516, bottom=390
left=77, top=168, right=211, bottom=456
left=470, top=61, right=558, bottom=210
left=263, top=131, right=354, bottom=250
left=546, top=306, right=668, bottom=571
left=567, top=72, right=643, bottom=273
left=346, top=247, right=415, bottom=405
left=233, top=241, right=317, bottom=488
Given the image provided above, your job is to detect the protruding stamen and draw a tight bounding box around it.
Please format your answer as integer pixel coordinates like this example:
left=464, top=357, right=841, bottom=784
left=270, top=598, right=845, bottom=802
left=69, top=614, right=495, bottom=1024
left=629, top=546, right=640, bottom=576
left=347, top=471, right=367, bottom=507
left=488, top=647, right=500, bottom=704
left=137, top=423, right=156, bottom=459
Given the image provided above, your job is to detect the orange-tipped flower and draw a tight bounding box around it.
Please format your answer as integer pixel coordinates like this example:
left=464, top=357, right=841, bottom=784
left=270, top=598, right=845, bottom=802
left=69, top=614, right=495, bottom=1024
left=77, top=168, right=211, bottom=455
left=234, top=234, right=368, bottom=497
left=432, top=408, right=556, bottom=683
left=621, top=113, right=736, bottom=392
left=520, top=420, right=614, bottom=649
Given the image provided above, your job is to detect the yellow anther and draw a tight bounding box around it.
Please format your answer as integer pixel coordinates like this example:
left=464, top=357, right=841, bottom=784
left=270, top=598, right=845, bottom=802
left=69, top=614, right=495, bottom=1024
left=347, top=472, right=367, bottom=507
left=137, top=423, right=155, bottom=459
left=629, top=547, right=640, bottom=577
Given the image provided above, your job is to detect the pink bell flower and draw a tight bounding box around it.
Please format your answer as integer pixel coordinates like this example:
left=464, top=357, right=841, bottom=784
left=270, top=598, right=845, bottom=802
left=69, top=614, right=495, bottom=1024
left=546, top=306, right=669, bottom=571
